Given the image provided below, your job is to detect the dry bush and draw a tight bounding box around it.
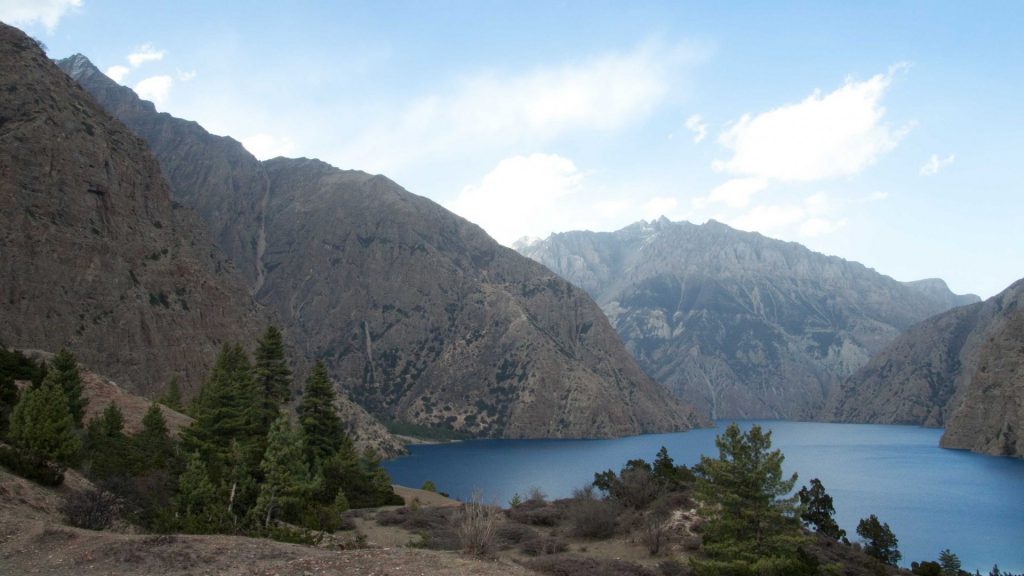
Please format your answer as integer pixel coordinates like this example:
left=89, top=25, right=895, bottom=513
left=641, top=512, right=671, bottom=555
left=62, top=488, right=123, bottom=530
left=495, top=522, right=540, bottom=547
left=507, top=497, right=563, bottom=526
left=525, top=554, right=657, bottom=576
left=658, top=559, right=690, bottom=576
left=520, top=536, right=568, bottom=557
left=452, top=491, right=500, bottom=557
left=567, top=486, right=621, bottom=539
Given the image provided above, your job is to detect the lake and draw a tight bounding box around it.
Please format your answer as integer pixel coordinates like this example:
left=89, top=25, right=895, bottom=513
left=384, top=421, right=1024, bottom=573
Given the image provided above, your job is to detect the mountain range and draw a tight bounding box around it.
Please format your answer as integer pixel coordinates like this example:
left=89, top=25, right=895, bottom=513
left=517, top=218, right=979, bottom=420
left=55, top=51, right=706, bottom=439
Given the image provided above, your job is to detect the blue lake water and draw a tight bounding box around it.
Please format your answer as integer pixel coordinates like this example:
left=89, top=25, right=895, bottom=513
left=384, top=421, right=1024, bottom=573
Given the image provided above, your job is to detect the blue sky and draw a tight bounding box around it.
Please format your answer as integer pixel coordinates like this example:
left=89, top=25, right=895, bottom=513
left=4, top=1, right=1022, bottom=298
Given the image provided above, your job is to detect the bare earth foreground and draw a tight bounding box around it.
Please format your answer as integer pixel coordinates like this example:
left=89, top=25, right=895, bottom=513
left=0, top=470, right=532, bottom=576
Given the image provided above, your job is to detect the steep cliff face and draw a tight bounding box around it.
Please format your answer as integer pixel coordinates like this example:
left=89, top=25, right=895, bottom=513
left=940, top=285, right=1024, bottom=457
left=518, top=218, right=978, bottom=420
left=830, top=278, right=1024, bottom=457
left=0, top=24, right=264, bottom=399
left=58, top=56, right=705, bottom=438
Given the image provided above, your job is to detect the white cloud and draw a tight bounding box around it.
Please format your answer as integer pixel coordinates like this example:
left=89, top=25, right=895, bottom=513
left=127, top=44, right=165, bottom=67
left=685, top=114, right=709, bottom=143
left=799, top=217, right=847, bottom=238
left=728, top=205, right=806, bottom=234
left=241, top=133, right=297, bottom=160
left=694, top=176, right=768, bottom=209
left=447, top=154, right=584, bottom=245
left=919, top=153, right=955, bottom=176
left=642, top=196, right=679, bottom=220
left=713, top=66, right=908, bottom=182
left=0, top=0, right=81, bottom=31
left=866, top=191, right=889, bottom=202
left=177, top=69, right=197, bottom=82
left=340, top=42, right=691, bottom=172
left=105, top=65, right=129, bottom=83
left=134, top=75, right=173, bottom=106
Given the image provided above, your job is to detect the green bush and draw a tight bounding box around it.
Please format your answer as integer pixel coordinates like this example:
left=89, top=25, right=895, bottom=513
left=0, top=445, right=64, bottom=486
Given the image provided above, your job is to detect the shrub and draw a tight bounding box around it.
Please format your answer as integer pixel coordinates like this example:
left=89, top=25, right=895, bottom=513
left=521, top=536, right=568, bottom=556
left=525, top=555, right=657, bottom=576
left=452, top=492, right=499, bottom=557
left=494, top=522, right=539, bottom=547
left=567, top=486, right=621, bottom=539
left=641, top=512, right=671, bottom=555
left=62, top=488, right=123, bottom=530
left=0, top=445, right=64, bottom=486
left=658, top=559, right=690, bottom=576
left=506, top=497, right=562, bottom=526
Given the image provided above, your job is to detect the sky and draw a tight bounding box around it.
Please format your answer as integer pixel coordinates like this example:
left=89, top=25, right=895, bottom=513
left=3, top=1, right=1022, bottom=298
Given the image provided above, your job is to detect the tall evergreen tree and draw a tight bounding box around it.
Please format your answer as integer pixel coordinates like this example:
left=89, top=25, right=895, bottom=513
left=692, top=423, right=806, bottom=571
left=84, top=402, right=130, bottom=480
left=253, top=414, right=312, bottom=527
left=158, top=376, right=184, bottom=412
left=298, top=361, right=348, bottom=466
left=131, top=402, right=176, bottom=472
left=798, top=478, right=846, bottom=541
left=175, top=451, right=228, bottom=533
left=0, top=373, right=18, bottom=437
left=44, top=349, right=87, bottom=428
left=253, top=326, right=291, bottom=415
left=181, top=344, right=260, bottom=481
left=8, top=379, right=80, bottom=466
left=938, top=549, right=961, bottom=576
left=856, top=514, right=901, bottom=566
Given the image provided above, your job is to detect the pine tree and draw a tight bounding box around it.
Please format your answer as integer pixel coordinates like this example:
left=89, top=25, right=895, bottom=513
left=253, top=414, right=312, bottom=527
left=181, top=344, right=260, bottom=481
left=0, top=373, right=18, bottom=436
left=798, top=478, right=846, bottom=541
left=939, top=549, right=961, bottom=576
left=298, top=361, right=347, bottom=466
left=131, top=402, right=176, bottom=472
left=692, top=423, right=804, bottom=565
left=158, top=376, right=184, bottom=412
left=8, top=379, right=80, bottom=466
left=253, top=326, right=292, bottom=430
left=856, top=514, right=901, bottom=566
left=84, top=402, right=130, bottom=480
left=175, top=451, right=227, bottom=533
left=44, top=349, right=87, bottom=428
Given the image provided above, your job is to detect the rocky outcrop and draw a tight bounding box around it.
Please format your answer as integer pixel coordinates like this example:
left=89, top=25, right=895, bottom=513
left=58, top=56, right=706, bottom=438
left=518, top=218, right=978, bottom=420
left=830, top=278, right=1024, bottom=457
left=940, top=284, right=1024, bottom=457
left=0, top=24, right=264, bottom=400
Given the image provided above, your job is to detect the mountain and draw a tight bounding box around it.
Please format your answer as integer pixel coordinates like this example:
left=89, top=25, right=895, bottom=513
left=829, top=278, right=1023, bottom=457
left=57, top=55, right=706, bottom=439
left=517, top=218, right=979, bottom=419
left=0, top=24, right=264, bottom=400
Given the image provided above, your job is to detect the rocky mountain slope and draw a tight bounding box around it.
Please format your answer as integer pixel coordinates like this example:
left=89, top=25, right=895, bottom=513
left=517, top=218, right=978, bottom=419
left=58, top=55, right=705, bottom=438
left=829, top=278, right=1023, bottom=458
left=0, top=24, right=264, bottom=400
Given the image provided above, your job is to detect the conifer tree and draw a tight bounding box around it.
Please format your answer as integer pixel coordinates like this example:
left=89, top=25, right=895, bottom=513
left=692, top=423, right=804, bottom=567
left=856, top=514, right=901, bottom=566
left=8, top=379, right=80, bottom=466
left=175, top=451, right=227, bottom=533
left=131, top=402, right=176, bottom=472
left=44, top=349, right=87, bottom=428
left=0, top=373, right=18, bottom=437
left=84, top=402, right=130, bottom=480
left=181, top=344, right=259, bottom=481
left=798, top=478, right=846, bottom=541
left=938, top=549, right=961, bottom=576
left=298, top=361, right=347, bottom=466
left=158, top=376, right=184, bottom=412
left=253, top=414, right=312, bottom=527
left=253, top=326, right=291, bottom=425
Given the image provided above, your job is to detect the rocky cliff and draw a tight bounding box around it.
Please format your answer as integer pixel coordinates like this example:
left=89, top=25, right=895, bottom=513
left=830, top=278, right=1024, bottom=457
left=0, top=24, right=264, bottom=400
left=58, top=56, right=705, bottom=438
left=518, top=218, right=978, bottom=419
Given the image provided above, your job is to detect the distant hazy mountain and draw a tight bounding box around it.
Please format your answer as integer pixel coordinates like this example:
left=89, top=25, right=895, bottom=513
left=58, top=55, right=706, bottom=439
left=829, top=278, right=1023, bottom=458
left=518, top=218, right=979, bottom=419
left=0, top=24, right=264, bottom=398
